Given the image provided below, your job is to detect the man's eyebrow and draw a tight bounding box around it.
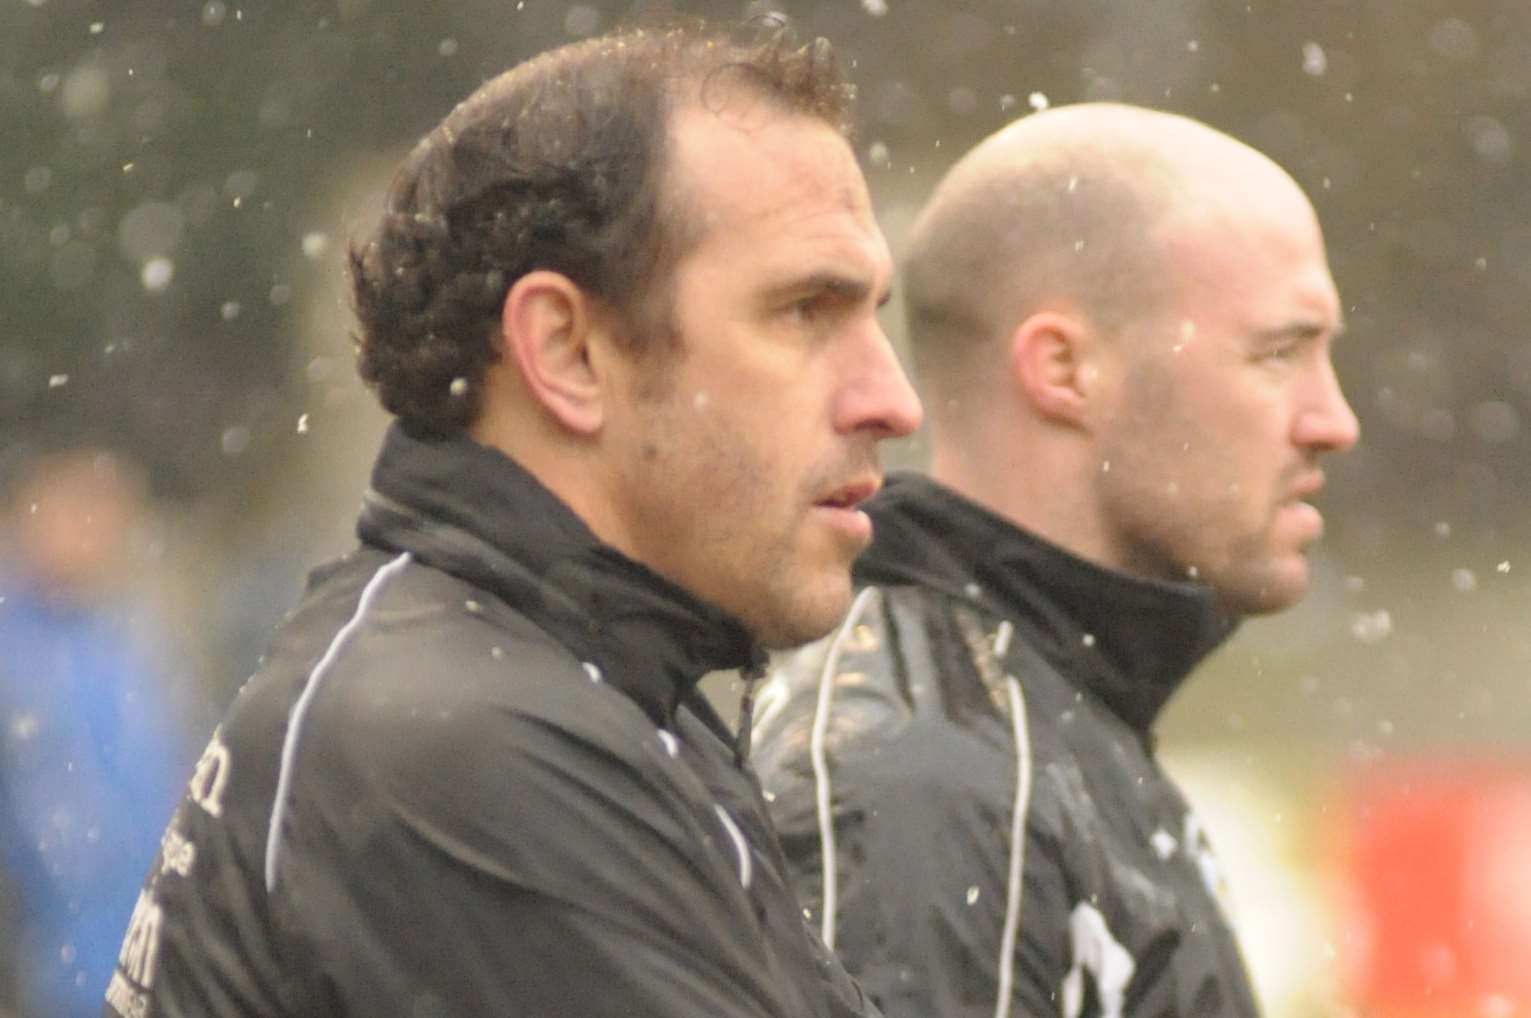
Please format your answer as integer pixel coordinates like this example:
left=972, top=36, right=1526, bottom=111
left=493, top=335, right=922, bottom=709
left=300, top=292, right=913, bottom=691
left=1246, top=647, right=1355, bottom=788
left=764, top=270, right=883, bottom=305
left=1255, top=318, right=1345, bottom=342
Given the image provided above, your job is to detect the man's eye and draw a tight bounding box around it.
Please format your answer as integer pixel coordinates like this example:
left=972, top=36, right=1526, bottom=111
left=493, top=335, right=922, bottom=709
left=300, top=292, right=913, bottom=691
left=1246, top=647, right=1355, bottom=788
left=788, top=297, right=821, bottom=324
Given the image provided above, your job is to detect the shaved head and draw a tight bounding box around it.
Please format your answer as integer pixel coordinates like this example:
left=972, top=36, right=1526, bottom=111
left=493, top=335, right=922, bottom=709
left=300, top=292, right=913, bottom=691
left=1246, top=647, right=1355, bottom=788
left=908, top=101, right=1356, bottom=614
left=903, top=103, right=1310, bottom=413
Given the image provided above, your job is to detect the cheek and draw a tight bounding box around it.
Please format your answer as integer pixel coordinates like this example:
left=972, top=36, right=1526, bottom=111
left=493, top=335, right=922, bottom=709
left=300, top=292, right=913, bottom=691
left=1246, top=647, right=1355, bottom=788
left=1172, top=449, right=1269, bottom=536
left=1109, top=435, right=1257, bottom=550
left=1127, top=392, right=1272, bottom=499
left=664, top=407, right=794, bottom=524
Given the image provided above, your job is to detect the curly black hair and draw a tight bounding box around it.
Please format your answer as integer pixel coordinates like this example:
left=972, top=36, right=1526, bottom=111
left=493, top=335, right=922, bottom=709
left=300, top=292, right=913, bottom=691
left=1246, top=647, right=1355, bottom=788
left=349, top=20, right=852, bottom=434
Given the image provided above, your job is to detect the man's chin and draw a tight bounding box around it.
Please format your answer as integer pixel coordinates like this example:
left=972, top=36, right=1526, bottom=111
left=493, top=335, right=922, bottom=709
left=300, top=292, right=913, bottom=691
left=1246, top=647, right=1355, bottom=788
left=1218, top=557, right=1311, bottom=615
left=745, top=579, right=855, bottom=650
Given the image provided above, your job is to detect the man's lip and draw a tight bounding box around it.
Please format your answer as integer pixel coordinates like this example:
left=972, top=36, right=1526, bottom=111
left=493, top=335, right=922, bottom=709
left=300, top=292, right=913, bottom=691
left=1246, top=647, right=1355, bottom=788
left=814, top=477, right=882, bottom=510
left=1288, top=470, right=1326, bottom=501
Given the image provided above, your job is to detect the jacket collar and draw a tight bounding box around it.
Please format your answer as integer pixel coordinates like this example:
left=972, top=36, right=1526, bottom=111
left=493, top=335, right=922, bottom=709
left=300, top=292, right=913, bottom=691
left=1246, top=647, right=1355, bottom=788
left=355, top=422, right=762, bottom=728
left=855, top=472, right=1237, bottom=734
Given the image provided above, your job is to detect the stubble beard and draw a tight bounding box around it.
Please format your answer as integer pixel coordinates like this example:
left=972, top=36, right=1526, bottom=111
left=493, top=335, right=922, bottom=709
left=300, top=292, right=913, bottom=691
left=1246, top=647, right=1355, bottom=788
left=744, top=549, right=855, bottom=649
left=1214, top=530, right=1313, bottom=615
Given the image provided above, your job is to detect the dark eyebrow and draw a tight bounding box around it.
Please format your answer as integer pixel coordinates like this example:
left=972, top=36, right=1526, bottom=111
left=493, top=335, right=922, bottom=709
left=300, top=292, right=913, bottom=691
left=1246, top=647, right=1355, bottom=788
left=765, top=270, right=886, bottom=308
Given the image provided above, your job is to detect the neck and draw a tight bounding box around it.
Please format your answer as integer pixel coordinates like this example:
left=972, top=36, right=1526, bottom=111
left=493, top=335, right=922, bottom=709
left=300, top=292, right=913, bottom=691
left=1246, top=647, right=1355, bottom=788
left=468, top=407, right=636, bottom=559
left=929, top=425, right=1123, bottom=576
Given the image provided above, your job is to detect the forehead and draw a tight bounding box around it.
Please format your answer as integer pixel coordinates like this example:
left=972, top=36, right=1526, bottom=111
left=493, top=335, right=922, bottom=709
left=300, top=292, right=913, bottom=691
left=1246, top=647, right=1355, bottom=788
left=1161, top=195, right=1339, bottom=331
left=664, top=102, right=890, bottom=283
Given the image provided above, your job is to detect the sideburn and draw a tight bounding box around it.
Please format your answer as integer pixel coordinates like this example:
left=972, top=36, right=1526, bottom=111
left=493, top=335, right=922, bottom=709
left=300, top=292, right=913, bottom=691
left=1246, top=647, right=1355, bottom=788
left=616, top=292, right=688, bottom=403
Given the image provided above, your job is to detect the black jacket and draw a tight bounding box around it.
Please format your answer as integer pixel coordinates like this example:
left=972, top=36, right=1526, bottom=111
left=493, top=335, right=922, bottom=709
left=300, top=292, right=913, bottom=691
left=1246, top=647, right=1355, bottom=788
left=104, top=424, right=878, bottom=1018
left=752, top=473, right=1259, bottom=1018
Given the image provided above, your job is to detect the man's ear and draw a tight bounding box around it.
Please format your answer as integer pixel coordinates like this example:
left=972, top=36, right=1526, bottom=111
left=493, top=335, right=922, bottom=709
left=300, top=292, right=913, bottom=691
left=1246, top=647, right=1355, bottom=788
left=1006, top=310, right=1097, bottom=428
left=499, top=270, right=606, bottom=435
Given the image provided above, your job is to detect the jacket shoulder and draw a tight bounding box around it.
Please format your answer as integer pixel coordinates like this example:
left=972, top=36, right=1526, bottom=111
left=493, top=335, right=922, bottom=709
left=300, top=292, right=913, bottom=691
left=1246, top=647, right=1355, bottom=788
left=751, top=586, right=908, bottom=783
left=750, top=581, right=1086, bottom=837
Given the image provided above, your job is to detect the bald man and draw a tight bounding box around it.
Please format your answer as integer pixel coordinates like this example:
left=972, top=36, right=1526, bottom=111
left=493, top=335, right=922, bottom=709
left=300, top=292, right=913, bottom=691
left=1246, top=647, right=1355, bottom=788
left=751, top=104, right=1359, bottom=1018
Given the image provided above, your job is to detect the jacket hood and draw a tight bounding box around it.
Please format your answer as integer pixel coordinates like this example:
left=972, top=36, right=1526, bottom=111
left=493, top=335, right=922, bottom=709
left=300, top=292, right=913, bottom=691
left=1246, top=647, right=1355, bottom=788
left=855, top=472, right=1238, bottom=733
left=355, top=422, right=764, bottom=729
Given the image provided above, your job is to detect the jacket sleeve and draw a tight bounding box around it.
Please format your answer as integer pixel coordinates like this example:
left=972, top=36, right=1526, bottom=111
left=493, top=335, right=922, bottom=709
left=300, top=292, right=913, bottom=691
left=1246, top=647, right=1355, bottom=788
left=277, top=694, right=794, bottom=1017
left=754, top=588, right=1075, bottom=1018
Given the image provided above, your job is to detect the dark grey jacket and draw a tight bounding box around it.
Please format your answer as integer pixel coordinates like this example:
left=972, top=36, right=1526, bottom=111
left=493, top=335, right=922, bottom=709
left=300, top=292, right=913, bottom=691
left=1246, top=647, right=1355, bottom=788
left=103, top=423, right=878, bottom=1018
left=752, top=473, right=1259, bottom=1018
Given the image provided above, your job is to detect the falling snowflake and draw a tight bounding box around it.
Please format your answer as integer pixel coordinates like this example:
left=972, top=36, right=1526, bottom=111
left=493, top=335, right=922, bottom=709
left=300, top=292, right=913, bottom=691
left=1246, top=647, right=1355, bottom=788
left=141, top=258, right=174, bottom=293
left=1301, top=42, right=1327, bottom=76
left=1349, top=609, right=1393, bottom=645
left=221, top=425, right=251, bottom=456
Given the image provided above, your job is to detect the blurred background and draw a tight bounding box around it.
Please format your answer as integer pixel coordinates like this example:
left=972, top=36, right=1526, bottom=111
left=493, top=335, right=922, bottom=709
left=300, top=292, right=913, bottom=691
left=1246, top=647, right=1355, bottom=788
left=4, top=0, right=1531, bottom=1014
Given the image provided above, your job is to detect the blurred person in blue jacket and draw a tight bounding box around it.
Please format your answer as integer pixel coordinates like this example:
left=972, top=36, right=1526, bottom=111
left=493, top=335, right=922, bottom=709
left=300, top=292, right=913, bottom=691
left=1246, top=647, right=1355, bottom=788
left=0, top=447, right=186, bottom=1017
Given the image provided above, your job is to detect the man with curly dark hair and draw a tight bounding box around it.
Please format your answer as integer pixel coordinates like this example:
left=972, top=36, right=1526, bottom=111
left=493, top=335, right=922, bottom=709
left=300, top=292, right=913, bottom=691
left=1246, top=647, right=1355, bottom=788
left=104, top=20, right=919, bottom=1018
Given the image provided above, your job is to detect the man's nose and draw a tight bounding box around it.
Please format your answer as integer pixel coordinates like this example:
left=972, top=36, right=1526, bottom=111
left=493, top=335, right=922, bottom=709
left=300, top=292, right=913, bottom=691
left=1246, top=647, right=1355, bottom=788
left=836, top=326, right=924, bottom=440
left=1296, top=357, right=1360, bottom=454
